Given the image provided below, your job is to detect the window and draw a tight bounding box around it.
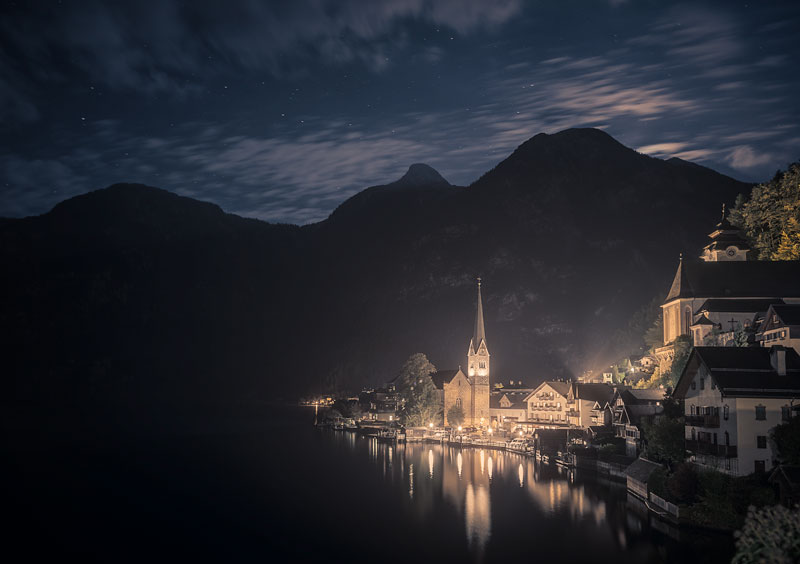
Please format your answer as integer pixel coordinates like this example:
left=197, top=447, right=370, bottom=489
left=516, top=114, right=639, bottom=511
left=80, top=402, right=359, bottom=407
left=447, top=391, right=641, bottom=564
left=757, top=436, right=767, bottom=449
left=782, top=406, right=791, bottom=422
left=456, top=398, right=462, bottom=408
left=690, top=405, right=696, bottom=416
left=691, top=380, right=696, bottom=390
left=479, top=361, right=486, bottom=369
left=755, top=405, right=766, bottom=420
left=723, top=405, right=729, bottom=420
left=700, top=378, right=705, bottom=390
left=754, top=460, right=766, bottom=474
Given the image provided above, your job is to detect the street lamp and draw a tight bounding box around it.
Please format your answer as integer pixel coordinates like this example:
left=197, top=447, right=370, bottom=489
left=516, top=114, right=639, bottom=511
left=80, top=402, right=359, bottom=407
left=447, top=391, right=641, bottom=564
left=429, top=422, right=434, bottom=428
left=458, top=426, right=462, bottom=432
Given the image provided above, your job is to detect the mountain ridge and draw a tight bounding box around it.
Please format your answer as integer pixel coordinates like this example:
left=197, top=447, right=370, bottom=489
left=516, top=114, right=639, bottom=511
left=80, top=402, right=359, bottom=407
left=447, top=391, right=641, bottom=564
left=0, top=128, right=753, bottom=411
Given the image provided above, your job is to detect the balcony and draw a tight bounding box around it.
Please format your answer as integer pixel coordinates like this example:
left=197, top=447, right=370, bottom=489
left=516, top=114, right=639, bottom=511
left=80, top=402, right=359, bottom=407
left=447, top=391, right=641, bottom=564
left=685, top=439, right=737, bottom=458
left=685, top=414, right=720, bottom=428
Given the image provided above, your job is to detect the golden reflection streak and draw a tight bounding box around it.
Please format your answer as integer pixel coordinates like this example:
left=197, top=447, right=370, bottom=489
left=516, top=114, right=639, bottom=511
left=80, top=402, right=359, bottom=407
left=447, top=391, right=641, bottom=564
left=428, top=449, right=434, bottom=479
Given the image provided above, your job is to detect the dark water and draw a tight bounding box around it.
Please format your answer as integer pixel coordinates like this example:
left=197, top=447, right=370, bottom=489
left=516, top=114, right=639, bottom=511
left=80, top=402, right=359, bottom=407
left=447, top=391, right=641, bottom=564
left=3, top=405, right=734, bottom=562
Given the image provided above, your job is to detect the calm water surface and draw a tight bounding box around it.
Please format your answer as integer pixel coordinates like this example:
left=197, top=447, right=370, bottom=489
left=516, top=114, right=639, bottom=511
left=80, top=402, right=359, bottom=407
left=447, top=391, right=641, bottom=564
left=5, top=405, right=734, bottom=562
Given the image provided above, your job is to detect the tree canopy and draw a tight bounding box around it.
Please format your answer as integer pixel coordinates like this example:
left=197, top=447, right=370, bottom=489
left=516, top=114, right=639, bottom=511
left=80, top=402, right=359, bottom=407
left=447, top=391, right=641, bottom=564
left=770, top=415, right=800, bottom=466
left=396, top=353, right=441, bottom=427
left=731, top=162, right=800, bottom=260
left=447, top=404, right=465, bottom=427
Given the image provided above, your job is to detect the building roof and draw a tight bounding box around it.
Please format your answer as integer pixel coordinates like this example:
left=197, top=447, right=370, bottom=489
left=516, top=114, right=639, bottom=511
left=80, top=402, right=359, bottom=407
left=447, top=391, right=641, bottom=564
left=627, top=388, right=666, bottom=402
left=490, top=391, right=528, bottom=409
left=674, top=346, right=800, bottom=399
left=430, top=369, right=461, bottom=390
left=625, top=457, right=663, bottom=483
left=573, top=383, right=614, bottom=403
left=703, top=206, right=750, bottom=251
left=524, top=380, right=572, bottom=403
left=766, top=304, right=800, bottom=327
left=691, top=314, right=717, bottom=327
left=694, top=298, right=785, bottom=315
left=664, top=260, right=800, bottom=303
left=769, top=465, right=800, bottom=489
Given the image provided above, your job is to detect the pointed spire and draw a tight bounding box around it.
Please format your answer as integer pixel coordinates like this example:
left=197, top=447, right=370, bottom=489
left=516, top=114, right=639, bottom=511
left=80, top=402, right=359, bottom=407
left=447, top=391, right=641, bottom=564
left=473, top=277, right=486, bottom=350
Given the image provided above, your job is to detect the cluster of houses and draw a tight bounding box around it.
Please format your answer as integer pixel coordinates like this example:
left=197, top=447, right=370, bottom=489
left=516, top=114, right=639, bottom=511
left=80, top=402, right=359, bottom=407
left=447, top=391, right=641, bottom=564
left=354, top=207, right=800, bottom=489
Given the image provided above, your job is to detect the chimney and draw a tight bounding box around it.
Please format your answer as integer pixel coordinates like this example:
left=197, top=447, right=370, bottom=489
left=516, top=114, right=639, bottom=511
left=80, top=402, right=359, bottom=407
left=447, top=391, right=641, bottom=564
left=771, top=346, right=787, bottom=376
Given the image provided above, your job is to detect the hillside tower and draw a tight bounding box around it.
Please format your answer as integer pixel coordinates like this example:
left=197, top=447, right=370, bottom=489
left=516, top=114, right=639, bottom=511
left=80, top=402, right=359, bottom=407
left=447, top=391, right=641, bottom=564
left=468, top=278, right=491, bottom=425
left=700, top=204, right=750, bottom=262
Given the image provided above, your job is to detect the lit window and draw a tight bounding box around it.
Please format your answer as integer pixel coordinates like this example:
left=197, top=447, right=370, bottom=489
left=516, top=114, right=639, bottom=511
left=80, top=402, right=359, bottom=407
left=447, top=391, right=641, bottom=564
left=755, top=405, right=766, bottom=420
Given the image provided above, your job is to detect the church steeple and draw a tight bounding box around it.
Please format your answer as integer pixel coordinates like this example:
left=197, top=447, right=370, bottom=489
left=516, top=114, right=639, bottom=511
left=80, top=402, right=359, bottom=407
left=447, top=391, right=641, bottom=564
left=471, top=277, right=486, bottom=354
left=468, top=277, right=490, bottom=377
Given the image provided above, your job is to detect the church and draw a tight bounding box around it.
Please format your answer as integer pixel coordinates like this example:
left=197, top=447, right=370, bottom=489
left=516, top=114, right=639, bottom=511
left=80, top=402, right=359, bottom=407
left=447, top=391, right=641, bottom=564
left=656, top=206, right=800, bottom=371
left=431, top=279, right=491, bottom=427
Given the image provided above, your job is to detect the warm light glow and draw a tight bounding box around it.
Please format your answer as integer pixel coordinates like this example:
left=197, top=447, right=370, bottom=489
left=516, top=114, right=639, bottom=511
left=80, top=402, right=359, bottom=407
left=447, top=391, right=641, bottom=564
left=458, top=426, right=462, bottom=431
left=429, top=422, right=434, bottom=428
left=487, top=427, right=492, bottom=434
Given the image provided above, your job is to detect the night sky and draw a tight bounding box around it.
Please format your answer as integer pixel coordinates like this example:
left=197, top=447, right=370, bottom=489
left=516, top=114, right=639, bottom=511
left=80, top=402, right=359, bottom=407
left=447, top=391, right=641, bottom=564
left=2, top=1, right=798, bottom=224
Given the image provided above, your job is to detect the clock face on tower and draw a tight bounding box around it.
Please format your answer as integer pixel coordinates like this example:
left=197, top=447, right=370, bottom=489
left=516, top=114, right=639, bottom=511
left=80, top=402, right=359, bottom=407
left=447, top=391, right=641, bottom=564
left=726, top=247, right=736, bottom=257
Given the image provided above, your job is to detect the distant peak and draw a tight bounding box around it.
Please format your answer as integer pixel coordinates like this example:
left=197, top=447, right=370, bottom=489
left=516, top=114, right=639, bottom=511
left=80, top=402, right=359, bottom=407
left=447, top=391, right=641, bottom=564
left=396, top=163, right=449, bottom=186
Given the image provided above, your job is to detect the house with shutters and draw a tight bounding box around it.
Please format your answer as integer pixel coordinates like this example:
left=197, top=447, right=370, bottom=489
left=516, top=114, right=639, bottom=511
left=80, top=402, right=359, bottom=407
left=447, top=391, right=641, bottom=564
left=673, top=346, right=800, bottom=476
left=758, top=304, right=800, bottom=354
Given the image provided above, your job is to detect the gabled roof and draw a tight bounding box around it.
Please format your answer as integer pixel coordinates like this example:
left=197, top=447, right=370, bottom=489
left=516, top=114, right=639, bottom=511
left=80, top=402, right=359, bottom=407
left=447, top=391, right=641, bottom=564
left=769, top=465, right=800, bottom=488
left=674, top=346, right=800, bottom=399
left=695, top=298, right=784, bottom=315
left=763, top=304, right=800, bottom=329
left=430, top=369, right=463, bottom=390
left=490, top=391, right=528, bottom=409
left=691, top=314, right=717, bottom=327
left=573, top=383, right=614, bottom=403
left=664, top=260, right=800, bottom=303
left=525, top=380, right=571, bottom=402
left=625, top=458, right=663, bottom=483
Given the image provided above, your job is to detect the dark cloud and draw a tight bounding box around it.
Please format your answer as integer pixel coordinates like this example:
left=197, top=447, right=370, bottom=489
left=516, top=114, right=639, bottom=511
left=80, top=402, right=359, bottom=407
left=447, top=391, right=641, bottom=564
left=0, top=0, right=798, bottom=223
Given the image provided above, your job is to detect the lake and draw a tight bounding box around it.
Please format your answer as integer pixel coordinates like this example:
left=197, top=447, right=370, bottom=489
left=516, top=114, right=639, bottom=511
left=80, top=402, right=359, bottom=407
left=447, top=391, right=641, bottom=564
left=3, top=405, right=735, bottom=562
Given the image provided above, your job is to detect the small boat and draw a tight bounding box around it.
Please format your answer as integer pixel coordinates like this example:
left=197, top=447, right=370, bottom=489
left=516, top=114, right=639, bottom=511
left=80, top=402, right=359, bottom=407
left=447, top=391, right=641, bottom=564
left=506, top=438, right=527, bottom=453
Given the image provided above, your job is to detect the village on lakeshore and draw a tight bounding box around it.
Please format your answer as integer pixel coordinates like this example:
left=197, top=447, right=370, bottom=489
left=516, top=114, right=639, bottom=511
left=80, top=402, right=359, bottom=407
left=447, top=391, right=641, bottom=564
left=305, top=206, right=800, bottom=530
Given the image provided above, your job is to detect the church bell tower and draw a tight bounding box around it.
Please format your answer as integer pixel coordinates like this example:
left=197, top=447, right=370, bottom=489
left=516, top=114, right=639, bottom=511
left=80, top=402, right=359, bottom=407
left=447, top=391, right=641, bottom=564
left=468, top=278, right=490, bottom=425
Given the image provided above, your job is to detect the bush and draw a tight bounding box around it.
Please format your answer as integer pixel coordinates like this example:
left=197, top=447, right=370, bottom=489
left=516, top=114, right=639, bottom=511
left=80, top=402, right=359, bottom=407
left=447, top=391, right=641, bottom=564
left=733, top=505, right=800, bottom=564
left=667, top=462, right=699, bottom=504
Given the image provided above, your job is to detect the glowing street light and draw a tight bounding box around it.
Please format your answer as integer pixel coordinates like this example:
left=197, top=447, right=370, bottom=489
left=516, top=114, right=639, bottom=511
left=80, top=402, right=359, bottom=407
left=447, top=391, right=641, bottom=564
left=458, top=426, right=462, bottom=432
left=429, top=422, right=434, bottom=428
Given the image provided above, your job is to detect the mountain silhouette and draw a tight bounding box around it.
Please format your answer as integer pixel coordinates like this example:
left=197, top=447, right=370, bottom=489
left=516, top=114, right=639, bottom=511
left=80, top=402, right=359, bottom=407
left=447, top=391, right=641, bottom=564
left=0, top=128, right=752, bottom=418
